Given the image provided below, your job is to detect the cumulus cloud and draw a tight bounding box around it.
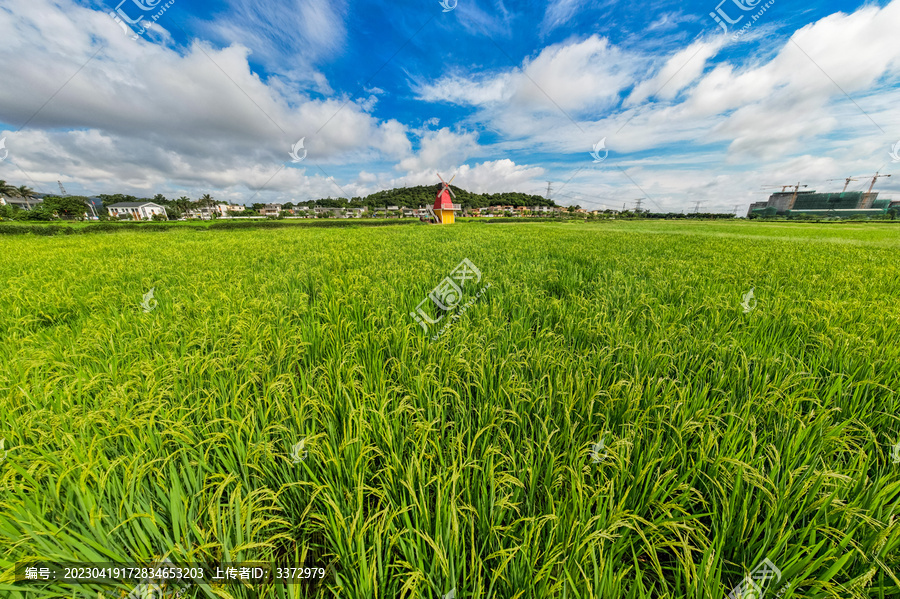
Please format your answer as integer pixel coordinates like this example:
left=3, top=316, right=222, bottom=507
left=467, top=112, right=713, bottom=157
left=625, top=38, right=727, bottom=105
left=0, top=0, right=415, bottom=200
left=397, top=128, right=481, bottom=173
left=417, top=35, right=637, bottom=115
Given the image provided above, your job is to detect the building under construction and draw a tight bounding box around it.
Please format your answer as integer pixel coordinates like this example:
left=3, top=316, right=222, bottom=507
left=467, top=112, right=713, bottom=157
left=748, top=174, right=895, bottom=218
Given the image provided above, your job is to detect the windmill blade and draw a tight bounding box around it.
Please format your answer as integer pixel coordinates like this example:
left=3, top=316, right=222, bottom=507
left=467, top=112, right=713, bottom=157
left=437, top=173, right=446, bottom=184
left=448, top=174, right=456, bottom=185
left=447, top=187, right=456, bottom=199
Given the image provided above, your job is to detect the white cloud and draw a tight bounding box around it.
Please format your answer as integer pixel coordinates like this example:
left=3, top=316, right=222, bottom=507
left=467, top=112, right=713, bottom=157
left=541, top=0, right=605, bottom=33
left=205, top=0, right=349, bottom=92
left=626, top=38, right=726, bottom=105
left=0, top=0, right=413, bottom=200
left=417, top=35, right=637, bottom=115
left=397, top=128, right=481, bottom=173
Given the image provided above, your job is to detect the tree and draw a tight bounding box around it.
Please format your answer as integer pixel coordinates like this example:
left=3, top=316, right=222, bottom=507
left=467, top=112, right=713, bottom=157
left=172, top=196, right=191, bottom=216
left=153, top=194, right=168, bottom=204
left=0, top=181, right=21, bottom=197
left=23, top=205, right=54, bottom=221
left=43, top=196, right=90, bottom=220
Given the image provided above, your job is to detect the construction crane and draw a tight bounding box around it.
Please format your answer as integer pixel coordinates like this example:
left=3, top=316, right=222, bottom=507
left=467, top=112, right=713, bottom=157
left=826, top=177, right=858, bottom=193
left=762, top=183, right=808, bottom=193
left=59, top=179, right=98, bottom=219
left=863, top=171, right=891, bottom=195
left=761, top=183, right=807, bottom=211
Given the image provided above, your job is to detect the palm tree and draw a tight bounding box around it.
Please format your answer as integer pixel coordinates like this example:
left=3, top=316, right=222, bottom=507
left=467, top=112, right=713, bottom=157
left=17, top=185, right=34, bottom=198
left=0, top=181, right=20, bottom=197
left=170, top=196, right=191, bottom=218
left=198, top=193, right=216, bottom=219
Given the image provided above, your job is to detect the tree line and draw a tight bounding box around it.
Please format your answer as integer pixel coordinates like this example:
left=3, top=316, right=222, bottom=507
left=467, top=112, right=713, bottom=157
left=300, top=185, right=556, bottom=210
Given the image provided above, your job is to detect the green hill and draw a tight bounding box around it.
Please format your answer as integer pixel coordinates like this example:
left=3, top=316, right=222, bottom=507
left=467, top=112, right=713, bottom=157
left=299, top=185, right=557, bottom=210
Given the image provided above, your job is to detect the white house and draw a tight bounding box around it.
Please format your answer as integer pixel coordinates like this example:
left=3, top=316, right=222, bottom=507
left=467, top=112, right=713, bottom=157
left=314, top=206, right=344, bottom=217
left=107, top=202, right=167, bottom=220
left=403, top=207, right=429, bottom=218
left=0, top=195, right=42, bottom=210
left=214, top=204, right=245, bottom=216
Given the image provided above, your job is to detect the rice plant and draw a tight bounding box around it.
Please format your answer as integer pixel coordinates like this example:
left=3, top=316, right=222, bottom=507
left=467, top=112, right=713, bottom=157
left=0, top=220, right=898, bottom=598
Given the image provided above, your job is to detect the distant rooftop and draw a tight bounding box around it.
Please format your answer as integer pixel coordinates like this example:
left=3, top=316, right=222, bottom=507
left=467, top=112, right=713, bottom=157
left=107, top=202, right=161, bottom=208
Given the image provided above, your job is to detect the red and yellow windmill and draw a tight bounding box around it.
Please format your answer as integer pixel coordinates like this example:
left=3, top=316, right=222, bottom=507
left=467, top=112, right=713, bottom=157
left=431, top=173, right=461, bottom=224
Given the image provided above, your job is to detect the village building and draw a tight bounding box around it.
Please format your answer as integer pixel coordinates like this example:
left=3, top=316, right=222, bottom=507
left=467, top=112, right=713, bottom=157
left=107, top=202, right=167, bottom=220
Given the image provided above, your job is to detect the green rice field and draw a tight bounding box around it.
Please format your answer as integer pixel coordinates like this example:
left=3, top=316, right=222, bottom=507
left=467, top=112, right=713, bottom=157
left=1, top=220, right=898, bottom=598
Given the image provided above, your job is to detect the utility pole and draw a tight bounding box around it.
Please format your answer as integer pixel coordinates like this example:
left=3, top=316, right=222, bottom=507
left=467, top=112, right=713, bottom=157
left=693, top=200, right=702, bottom=214
left=733, top=204, right=739, bottom=216
left=635, top=198, right=644, bottom=213
left=545, top=181, right=552, bottom=200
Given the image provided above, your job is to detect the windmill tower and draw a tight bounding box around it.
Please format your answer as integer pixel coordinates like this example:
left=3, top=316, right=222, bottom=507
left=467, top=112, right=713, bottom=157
left=431, top=173, right=461, bottom=224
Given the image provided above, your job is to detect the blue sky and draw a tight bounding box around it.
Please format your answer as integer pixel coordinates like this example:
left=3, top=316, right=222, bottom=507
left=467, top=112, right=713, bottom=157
left=1, top=0, right=898, bottom=211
